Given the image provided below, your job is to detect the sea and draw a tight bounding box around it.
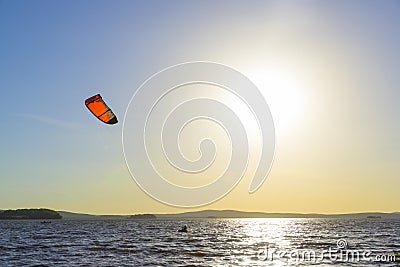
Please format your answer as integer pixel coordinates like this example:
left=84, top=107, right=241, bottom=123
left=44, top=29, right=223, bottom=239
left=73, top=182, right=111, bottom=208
left=0, top=218, right=399, bottom=266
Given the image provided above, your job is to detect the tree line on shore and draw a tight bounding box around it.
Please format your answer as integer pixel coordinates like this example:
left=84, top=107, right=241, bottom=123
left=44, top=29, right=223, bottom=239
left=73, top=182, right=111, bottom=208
left=0, top=209, right=62, bottom=219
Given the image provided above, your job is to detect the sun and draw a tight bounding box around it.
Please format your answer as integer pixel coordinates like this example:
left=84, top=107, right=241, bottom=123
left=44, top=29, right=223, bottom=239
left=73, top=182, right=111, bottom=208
left=244, top=67, right=308, bottom=136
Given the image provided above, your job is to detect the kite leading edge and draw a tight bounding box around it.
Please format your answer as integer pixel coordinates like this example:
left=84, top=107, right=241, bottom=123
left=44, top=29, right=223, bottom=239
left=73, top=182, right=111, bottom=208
left=85, top=94, right=118, bottom=125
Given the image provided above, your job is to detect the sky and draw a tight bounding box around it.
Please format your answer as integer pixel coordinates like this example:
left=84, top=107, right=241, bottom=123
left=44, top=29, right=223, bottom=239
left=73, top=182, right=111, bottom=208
left=0, top=0, right=399, bottom=214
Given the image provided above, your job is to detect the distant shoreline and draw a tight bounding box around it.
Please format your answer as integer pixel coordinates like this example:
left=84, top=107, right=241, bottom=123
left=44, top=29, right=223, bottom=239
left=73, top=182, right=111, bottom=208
left=58, top=209, right=400, bottom=220
left=1, top=209, right=399, bottom=220
left=0, top=209, right=62, bottom=220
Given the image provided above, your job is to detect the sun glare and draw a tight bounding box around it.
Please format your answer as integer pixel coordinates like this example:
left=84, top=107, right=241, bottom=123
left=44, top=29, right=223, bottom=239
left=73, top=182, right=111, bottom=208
left=244, top=67, right=308, bottom=136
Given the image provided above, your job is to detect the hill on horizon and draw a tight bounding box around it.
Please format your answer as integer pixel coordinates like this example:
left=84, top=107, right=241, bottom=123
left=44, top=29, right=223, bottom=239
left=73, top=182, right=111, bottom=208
left=55, top=209, right=400, bottom=220
left=156, top=209, right=400, bottom=219
left=0, top=209, right=62, bottom=220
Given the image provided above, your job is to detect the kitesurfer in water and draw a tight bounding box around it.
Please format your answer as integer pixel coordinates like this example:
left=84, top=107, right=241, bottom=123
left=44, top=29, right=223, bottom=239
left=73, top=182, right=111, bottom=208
left=178, top=225, right=188, bottom=232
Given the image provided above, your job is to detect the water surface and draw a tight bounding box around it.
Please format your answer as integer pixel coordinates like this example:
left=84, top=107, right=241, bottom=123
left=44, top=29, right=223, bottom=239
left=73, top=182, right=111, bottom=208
left=0, top=218, right=399, bottom=266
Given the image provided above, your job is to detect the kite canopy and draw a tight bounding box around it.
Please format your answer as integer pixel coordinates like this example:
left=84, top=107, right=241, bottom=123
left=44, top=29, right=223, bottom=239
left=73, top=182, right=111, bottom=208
left=85, top=94, right=118, bottom=125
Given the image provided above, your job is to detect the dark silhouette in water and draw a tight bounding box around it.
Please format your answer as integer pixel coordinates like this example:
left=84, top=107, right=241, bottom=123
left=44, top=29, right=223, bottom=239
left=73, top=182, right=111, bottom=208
left=178, top=225, right=188, bottom=232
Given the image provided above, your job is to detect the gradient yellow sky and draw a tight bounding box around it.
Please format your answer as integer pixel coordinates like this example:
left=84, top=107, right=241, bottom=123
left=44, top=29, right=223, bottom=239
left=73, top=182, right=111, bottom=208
left=1, top=1, right=399, bottom=214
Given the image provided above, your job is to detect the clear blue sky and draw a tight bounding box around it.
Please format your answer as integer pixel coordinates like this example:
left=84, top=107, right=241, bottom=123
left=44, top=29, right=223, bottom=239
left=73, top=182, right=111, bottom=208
left=1, top=0, right=399, bottom=214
